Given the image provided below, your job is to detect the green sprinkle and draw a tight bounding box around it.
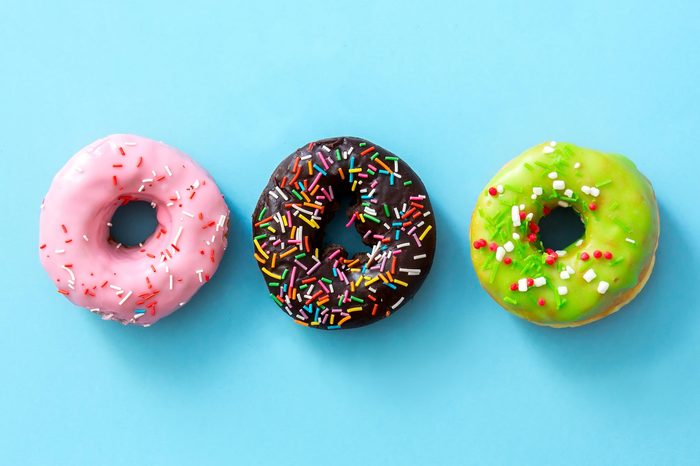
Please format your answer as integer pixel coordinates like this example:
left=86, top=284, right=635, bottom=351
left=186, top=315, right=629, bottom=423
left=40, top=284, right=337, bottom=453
left=503, top=296, right=517, bottom=305
left=281, top=269, right=289, bottom=279
left=335, top=149, right=341, bottom=161
left=270, top=294, right=283, bottom=306
left=523, top=163, right=534, bottom=171
left=294, top=253, right=306, bottom=259
left=364, top=214, right=381, bottom=223
left=596, top=179, right=613, bottom=188
left=403, top=180, right=413, bottom=186
left=359, top=142, right=367, bottom=147
left=257, top=206, right=267, bottom=221
left=385, top=156, right=398, bottom=161
left=383, top=203, right=390, bottom=217
left=611, top=257, right=624, bottom=266
left=254, top=234, right=267, bottom=241
left=613, top=218, right=632, bottom=233
left=350, top=296, right=365, bottom=303
left=292, top=190, right=303, bottom=200
left=321, top=277, right=333, bottom=284
left=268, top=282, right=280, bottom=287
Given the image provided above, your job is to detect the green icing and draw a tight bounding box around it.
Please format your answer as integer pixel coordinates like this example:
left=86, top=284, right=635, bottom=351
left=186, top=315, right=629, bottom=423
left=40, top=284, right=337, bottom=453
left=470, top=142, right=659, bottom=326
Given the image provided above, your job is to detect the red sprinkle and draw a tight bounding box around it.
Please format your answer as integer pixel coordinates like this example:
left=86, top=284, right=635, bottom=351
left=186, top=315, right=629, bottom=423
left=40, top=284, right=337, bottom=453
left=510, top=283, right=518, bottom=291
left=589, top=203, right=597, bottom=211
left=529, top=223, right=539, bottom=233
left=119, top=146, right=125, bottom=156
left=543, top=206, right=551, bottom=216
left=580, top=252, right=590, bottom=261
left=593, top=250, right=603, bottom=259
left=504, top=257, right=512, bottom=265
left=545, top=255, right=556, bottom=265
left=527, top=233, right=537, bottom=242
left=489, top=242, right=498, bottom=251
left=527, top=278, right=534, bottom=287
left=473, top=241, right=483, bottom=249
left=537, top=298, right=546, bottom=306
left=488, top=187, right=498, bottom=196
left=604, top=251, right=613, bottom=260
left=112, top=175, right=118, bottom=186
left=519, top=211, right=527, bottom=220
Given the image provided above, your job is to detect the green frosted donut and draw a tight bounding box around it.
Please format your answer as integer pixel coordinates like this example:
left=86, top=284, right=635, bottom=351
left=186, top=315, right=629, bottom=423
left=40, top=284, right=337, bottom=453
left=470, top=142, right=659, bottom=327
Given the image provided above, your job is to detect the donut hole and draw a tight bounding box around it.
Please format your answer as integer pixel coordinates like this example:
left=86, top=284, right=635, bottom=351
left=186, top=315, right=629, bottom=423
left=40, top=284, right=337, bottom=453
left=537, top=207, right=585, bottom=251
left=322, top=192, right=371, bottom=257
left=109, top=201, right=159, bottom=247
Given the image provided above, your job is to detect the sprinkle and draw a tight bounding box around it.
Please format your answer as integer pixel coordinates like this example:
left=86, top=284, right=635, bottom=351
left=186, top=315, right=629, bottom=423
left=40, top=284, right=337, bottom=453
left=495, top=246, right=506, bottom=262
left=581, top=185, right=592, bottom=195
left=583, top=269, right=597, bottom=283
left=552, top=180, right=565, bottom=190
left=82, top=235, right=89, bottom=242
left=574, top=162, right=581, bottom=169
left=537, top=298, right=546, bottom=306
left=580, top=252, right=590, bottom=261
left=548, top=172, right=558, bottom=179
left=503, top=241, right=514, bottom=252
left=560, top=271, right=570, bottom=280
left=557, top=286, right=568, bottom=295
left=590, top=187, right=600, bottom=197
left=488, top=187, right=498, bottom=196
left=597, top=281, right=609, bottom=294
left=496, top=184, right=504, bottom=194
left=518, top=278, right=528, bottom=292
left=532, top=186, right=543, bottom=195
left=588, top=203, right=597, bottom=211
left=118, top=290, right=133, bottom=306
left=625, top=237, right=636, bottom=244
left=511, top=205, right=521, bottom=227
left=533, top=277, right=546, bottom=287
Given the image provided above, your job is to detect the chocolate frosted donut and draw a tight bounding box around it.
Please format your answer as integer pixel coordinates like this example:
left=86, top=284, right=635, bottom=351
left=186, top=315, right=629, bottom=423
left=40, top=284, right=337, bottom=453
left=252, top=137, right=436, bottom=329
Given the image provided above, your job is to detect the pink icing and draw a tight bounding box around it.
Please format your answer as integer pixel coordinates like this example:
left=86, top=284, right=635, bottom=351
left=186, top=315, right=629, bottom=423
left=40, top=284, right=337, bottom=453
left=39, top=134, right=230, bottom=326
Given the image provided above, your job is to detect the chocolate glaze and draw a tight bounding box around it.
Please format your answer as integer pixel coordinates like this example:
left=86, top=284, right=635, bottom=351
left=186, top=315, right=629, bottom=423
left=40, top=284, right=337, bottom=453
left=252, top=137, right=436, bottom=329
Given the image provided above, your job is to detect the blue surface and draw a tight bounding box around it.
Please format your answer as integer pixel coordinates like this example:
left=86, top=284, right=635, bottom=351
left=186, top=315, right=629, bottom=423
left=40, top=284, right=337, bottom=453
left=1, top=1, right=699, bottom=465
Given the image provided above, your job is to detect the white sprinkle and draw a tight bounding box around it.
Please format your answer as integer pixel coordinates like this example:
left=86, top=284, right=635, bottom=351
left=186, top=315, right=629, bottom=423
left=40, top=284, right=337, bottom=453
left=496, top=246, right=506, bottom=262
left=83, top=235, right=89, bottom=242
left=496, top=184, right=504, bottom=194
left=173, top=225, right=184, bottom=245
left=504, top=241, right=515, bottom=252
left=512, top=232, right=520, bottom=240
left=575, top=239, right=583, bottom=246
left=581, top=185, right=592, bottom=195
left=520, top=204, right=526, bottom=211
left=183, top=211, right=195, bottom=218
left=196, top=269, right=204, bottom=283
left=55, top=249, right=65, bottom=254
left=548, top=172, right=558, bottom=179
left=553, top=180, right=565, bottom=190
left=511, top=205, right=521, bottom=227
left=115, top=243, right=122, bottom=249
left=118, top=290, right=133, bottom=306
left=533, top=277, right=547, bottom=287
left=558, top=286, right=569, bottom=296
left=192, top=179, right=201, bottom=189
left=164, top=165, right=172, bottom=176
left=413, top=254, right=427, bottom=260
left=61, top=266, right=75, bottom=282
left=109, top=285, right=122, bottom=291
left=518, top=278, right=528, bottom=292
left=275, top=186, right=289, bottom=201
left=597, top=281, right=610, bottom=294
left=533, top=186, right=543, bottom=195
left=138, top=185, right=145, bottom=192
left=564, top=189, right=573, bottom=198
left=391, top=297, right=405, bottom=309
left=175, top=190, right=181, bottom=200
left=141, top=178, right=153, bottom=183
left=169, top=274, right=174, bottom=290
left=543, top=146, right=555, bottom=154
left=625, top=237, right=636, bottom=244
left=531, top=194, right=537, bottom=200
left=560, top=271, right=570, bottom=280
left=526, top=212, right=534, bottom=221
left=550, top=141, right=557, bottom=147
left=558, top=201, right=569, bottom=208
left=555, top=250, right=566, bottom=256
left=566, top=265, right=575, bottom=275
left=574, top=162, right=581, bottom=169
left=106, top=222, right=113, bottom=227
left=590, top=187, right=600, bottom=197
left=583, top=269, right=597, bottom=283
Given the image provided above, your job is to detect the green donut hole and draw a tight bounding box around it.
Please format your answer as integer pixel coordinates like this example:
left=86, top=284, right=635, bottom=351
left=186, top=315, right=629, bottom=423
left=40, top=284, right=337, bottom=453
left=537, top=207, right=585, bottom=251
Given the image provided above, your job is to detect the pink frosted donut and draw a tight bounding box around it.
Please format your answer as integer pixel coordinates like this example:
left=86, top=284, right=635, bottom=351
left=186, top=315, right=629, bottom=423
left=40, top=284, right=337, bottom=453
left=39, top=134, right=230, bottom=326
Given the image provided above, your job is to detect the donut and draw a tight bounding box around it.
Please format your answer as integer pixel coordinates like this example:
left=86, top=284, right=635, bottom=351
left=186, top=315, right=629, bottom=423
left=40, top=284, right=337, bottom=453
left=470, top=142, right=659, bottom=327
left=252, top=137, right=437, bottom=329
left=39, top=134, right=230, bottom=326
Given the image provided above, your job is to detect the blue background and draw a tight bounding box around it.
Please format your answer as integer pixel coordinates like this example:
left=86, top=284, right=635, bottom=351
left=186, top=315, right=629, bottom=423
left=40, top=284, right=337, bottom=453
left=1, top=1, right=698, bottom=465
